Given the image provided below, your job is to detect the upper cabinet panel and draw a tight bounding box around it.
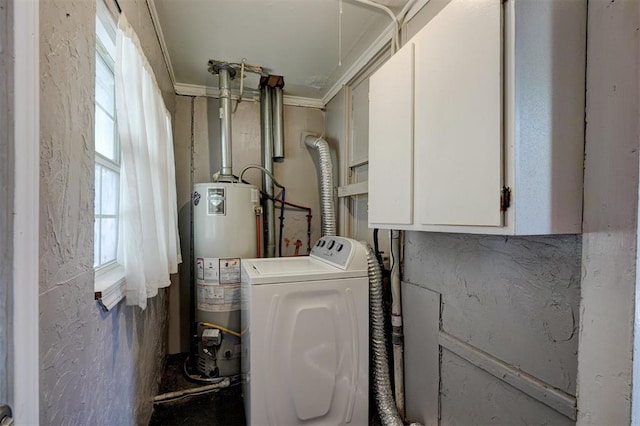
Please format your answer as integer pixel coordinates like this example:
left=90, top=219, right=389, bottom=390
left=413, top=0, right=502, bottom=227
left=368, top=42, right=415, bottom=226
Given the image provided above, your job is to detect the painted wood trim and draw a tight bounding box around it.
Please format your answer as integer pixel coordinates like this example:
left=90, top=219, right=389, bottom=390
left=174, top=83, right=325, bottom=109
left=281, top=95, right=325, bottom=109
left=337, top=181, right=368, bottom=198
left=146, top=0, right=176, bottom=85
left=95, top=279, right=126, bottom=311
left=12, top=0, right=39, bottom=422
left=94, top=265, right=126, bottom=311
left=439, top=331, right=577, bottom=420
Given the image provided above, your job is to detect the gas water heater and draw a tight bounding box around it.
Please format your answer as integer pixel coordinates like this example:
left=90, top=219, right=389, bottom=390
left=192, top=182, right=259, bottom=378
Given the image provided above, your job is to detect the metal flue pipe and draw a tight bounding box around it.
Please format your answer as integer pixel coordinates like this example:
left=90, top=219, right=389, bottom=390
left=273, top=87, right=285, bottom=162
left=260, top=85, right=276, bottom=258
left=208, top=63, right=237, bottom=180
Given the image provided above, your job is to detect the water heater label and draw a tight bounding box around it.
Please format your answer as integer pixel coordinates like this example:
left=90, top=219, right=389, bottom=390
left=196, top=257, right=220, bottom=282
left=197, top=283, right=241, bottom=312
left=207, top=187, right=225, bottom=215
left=219, top=258, right=241, bottom=284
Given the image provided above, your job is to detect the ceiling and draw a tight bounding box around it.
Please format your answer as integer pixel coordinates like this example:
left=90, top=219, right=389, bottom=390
left=150, top=0, right=406, bottom=101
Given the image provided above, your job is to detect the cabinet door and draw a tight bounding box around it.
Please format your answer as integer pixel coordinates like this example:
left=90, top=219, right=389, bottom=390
left=414, top=0, right=502, bottom=227
left=368, top=43, right=414, bottom=226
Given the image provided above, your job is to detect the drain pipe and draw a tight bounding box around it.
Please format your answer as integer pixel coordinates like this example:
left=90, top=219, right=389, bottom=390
left=304, top=135, right=336, bottom=237
left=390, top=229, right=405, bottom=418
left=367, top=244, right=422, bottom=426
left=260, top=85, right=276, bottom=257
left=153, top=378, right=231, bottom=404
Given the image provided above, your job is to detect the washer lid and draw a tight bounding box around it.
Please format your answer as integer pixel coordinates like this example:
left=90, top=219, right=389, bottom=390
left=242, top=256, right=367, bottom=285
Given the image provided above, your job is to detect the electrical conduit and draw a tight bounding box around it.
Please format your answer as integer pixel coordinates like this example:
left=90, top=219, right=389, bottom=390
left=350, top=0, right=400, bottom=51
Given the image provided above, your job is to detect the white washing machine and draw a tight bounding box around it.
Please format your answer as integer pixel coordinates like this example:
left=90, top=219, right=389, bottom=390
left=241, top=236, right=369, bottom=426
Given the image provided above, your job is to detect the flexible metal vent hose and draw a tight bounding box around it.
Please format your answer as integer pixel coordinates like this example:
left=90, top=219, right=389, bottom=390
left=367, top=244, right=423, bottom=426
left=304, top=136, right=336, bottom=236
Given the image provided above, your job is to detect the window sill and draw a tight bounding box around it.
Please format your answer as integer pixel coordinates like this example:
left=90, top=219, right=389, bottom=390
left=94, top=264, right=126, bottom=311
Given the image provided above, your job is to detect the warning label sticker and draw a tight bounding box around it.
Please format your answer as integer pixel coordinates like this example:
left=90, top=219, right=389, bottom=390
left=219, top=258, right=241, bottom=284
left=197, top=283, right=241, bottom=312
left=196, top=257, right=220, bottom=283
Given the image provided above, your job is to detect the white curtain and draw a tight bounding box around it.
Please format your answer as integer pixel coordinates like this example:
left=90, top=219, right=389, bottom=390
left=115, top=14, right=181, bottom=309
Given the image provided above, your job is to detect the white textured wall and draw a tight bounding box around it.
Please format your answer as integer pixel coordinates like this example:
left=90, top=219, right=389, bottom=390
left=577, top=0, right=640, bottom=424
left=38, top=0, right=174, bottom=423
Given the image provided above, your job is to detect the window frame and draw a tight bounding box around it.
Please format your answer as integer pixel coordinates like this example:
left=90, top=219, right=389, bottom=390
left=94, top=41, right=120, bottom=271
left=94, top=0, right=125, bottom=310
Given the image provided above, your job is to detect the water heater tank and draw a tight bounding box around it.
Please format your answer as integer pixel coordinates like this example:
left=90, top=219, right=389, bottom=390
left=192, top=182, right=259, bottom=378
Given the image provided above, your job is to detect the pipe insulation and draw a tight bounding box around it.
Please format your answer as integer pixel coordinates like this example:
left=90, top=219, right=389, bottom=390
left=304, top=136, right=336, bottom=237
left=367, top=243, right=422, bottom=426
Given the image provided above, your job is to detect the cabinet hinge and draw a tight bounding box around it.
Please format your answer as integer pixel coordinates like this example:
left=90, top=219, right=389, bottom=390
left=500, top=186, right=511, bottom=212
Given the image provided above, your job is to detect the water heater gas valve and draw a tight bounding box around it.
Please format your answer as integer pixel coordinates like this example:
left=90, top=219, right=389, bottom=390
left=202, top=328, right=222, bottom=347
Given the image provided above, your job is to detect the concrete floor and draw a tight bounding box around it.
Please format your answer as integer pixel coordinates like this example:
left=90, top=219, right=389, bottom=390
left=149, top=353, right=246, bottom=426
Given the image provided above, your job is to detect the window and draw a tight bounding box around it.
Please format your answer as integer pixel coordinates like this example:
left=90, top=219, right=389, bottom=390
left=94, top=7, right=119, bottom=271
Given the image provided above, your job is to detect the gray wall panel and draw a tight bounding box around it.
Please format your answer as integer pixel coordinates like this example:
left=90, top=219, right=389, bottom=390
left=404, top=232, right=581, bottom=399
left=403, top=282, right=440, bottom=426
left=440, top=350, right=574, bottom=426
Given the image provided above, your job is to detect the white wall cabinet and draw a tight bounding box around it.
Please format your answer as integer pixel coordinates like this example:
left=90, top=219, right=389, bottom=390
left=368, top=0, right=586, bottom=235
left=368, top=42, right=414, bottom=226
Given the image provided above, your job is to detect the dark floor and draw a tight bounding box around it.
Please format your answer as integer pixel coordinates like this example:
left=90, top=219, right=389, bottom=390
left=149, top=353, right=246, bottom=426
left=150, top=353, right=382, bottom=425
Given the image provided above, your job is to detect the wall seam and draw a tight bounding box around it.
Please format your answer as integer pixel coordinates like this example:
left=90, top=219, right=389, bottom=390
left=189, top=96, right=195, bottom=354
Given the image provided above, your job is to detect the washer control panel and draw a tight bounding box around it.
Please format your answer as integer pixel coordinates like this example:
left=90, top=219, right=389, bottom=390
left=310, top=236, right=354, bottom=269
